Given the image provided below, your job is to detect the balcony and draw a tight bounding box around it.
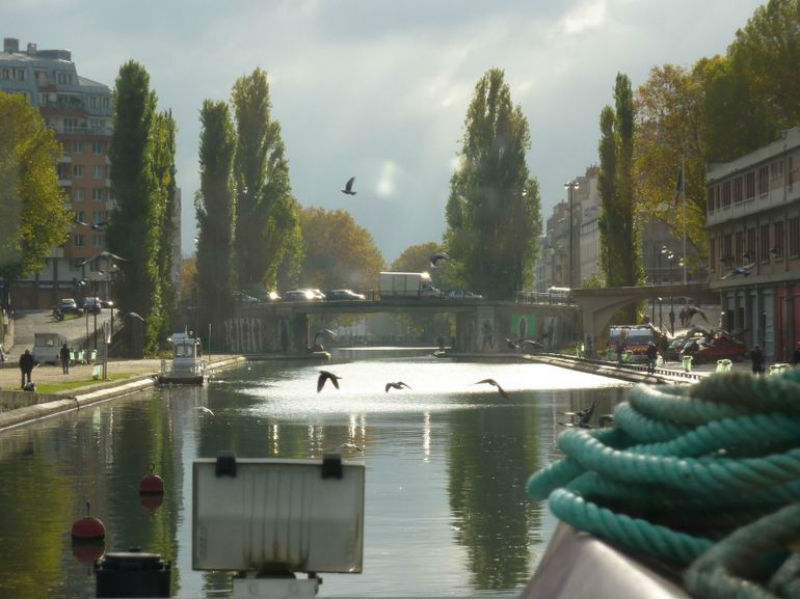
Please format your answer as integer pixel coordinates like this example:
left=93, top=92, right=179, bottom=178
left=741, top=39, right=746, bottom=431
left=58, top=178, right=72, bottom=187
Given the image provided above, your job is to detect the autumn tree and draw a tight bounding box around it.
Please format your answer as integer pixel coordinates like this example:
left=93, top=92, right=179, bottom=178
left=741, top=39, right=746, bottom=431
left=0, top=92, right=71, bottom=308
left=107, top=61, right=164, bottom=352
left=231, top=68, right=301, bottom=290
left=444, top=68, right=542, bottom=300
left=391, top=241, right=451, bottom=288
left=297, top=207, right=384, bottom=292
left=598, top=73, right=643, bottom=289
left=196, top=100, right=236, bottom=335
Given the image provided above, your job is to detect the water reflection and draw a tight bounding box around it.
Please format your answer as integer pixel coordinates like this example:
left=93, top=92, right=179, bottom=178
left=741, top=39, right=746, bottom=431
left=0, top=356, right=629, bottom=598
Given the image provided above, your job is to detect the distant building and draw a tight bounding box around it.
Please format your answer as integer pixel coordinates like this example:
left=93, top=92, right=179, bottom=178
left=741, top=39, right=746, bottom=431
left=576, top=166, right=602, bottom=286
left=1, top=37, right=113, bottom=308
left=706, top=126, right=800, bottom=361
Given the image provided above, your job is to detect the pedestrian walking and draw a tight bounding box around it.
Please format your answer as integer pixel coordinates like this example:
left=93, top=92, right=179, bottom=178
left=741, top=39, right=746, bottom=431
left=19, top=349, right=34, bottom=389
left=646, top=342, right=658, bottom=374
left=60, top=342, right=70, bottom=374
left=750, top=344, right=765, bottom=375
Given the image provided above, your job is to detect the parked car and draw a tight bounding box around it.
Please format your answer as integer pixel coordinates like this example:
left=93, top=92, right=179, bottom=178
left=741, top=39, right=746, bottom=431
left=82, top=297, right=103, bottom=314
left=325, top=289, right=366, bottom=301
left=266, top=291, right=281, bottom=302
left=446, top=289, right=484, bottom=300
left=682, top=332, right=747, bottom=364
left=56, top=298, right=82, bottom=316
left=232, top=291, right=259, bottom=303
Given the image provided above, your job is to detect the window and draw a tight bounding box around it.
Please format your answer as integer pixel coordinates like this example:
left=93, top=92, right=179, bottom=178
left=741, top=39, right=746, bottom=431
left=14, top=68, right=26, bottom=81
left=73, top=141, right=83, bottom=153
left=92, top=188, right=104, bottom=202
left=93, top=234, right=105, bottom=248
left=735, top=231, right=743, bottom=263
left=790, top=155, right=797, bottom=187
left=91, top=142, right=104, bottom=155
left=760, top=224, right=770, bottom=262
left=733, top=178, right=743, bottom=203
left=723, top=234, right=732, bottom=264
left=771, top=161, right=783, bottom=189
left=75, top=211, right=85, bottom=223
left=73, top=188, right=85, bottom=202
left=790, top=217, right=800, bottom=257
left=1, top=68, right=9, bottom=80
left=746, top=228, right=756, bottom=261
left=93, top=165, right=104, bottom=179
left=745, top=172, right=756, bottom=199
left=72, top=164, right=83, bottom=177
left=707, top=187, right=715, bottom=212
left=774, top=221, right=785, bottom=258
left=709, top=236, right=716, bottom=272
left=93, top=211, right=107, bottom=224
left=73, top=234, right=85, bottom=246
left=721, top=181, right=731, bottom=207
left=758, top=166, right=769, bottom=195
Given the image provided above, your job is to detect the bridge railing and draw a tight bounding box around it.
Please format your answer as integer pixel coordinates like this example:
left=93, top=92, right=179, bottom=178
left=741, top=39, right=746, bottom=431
left=515, top=291, right=574, bottom=305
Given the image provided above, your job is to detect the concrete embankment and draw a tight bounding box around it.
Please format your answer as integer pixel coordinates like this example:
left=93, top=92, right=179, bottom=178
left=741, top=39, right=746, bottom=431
left=524, top=353, right=705, bottom=385
left=0, top=355, right=248, bottom=431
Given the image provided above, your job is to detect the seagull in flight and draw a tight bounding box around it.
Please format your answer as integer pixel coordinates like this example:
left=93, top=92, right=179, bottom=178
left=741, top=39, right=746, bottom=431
left=341, top=176, right=357, bottom=195
left=721, top=263, right=755, bottom=279
left=385, top=381, right=411, bottom=392
left=429, top=251, right=450, bottom=269
left=474, top=378, right=509, bottom=399
left=193, top=406, right=215, bottom=416
left=317, top=370, right=341, bottom=392
left=314, top=328, right=336, bottom=347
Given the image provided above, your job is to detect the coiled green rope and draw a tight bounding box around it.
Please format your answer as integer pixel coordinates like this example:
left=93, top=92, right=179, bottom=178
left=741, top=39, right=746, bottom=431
left=526, top=369, right=800, bottom=598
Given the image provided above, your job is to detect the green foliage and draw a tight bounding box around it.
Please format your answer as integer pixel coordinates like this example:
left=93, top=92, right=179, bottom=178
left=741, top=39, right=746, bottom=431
left=231, top=68, right=301, bottom=290
left=598, top=74, right=643, bottom=290
left=107, top=61, right=163, bottom=353
left=196, top=100, right=236, bottom=333
left=0, top=92, right=70, bottom=287
left=444, top=68, right=542, bottom=300
left=298, top=206, right=385, bottom=291
left=390, top=241, right=452, bottom=287
left=152, top=110, right=178, bottom=339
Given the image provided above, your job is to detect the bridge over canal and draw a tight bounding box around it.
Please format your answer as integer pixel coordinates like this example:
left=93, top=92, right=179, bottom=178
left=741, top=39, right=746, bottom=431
left=225, top=299, right=580, bottom=355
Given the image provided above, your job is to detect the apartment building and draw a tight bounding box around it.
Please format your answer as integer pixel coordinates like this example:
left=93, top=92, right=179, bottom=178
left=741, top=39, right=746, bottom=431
left=0, top=37, right=113, bottom=308
left=706, top=126, right=800, bottom=361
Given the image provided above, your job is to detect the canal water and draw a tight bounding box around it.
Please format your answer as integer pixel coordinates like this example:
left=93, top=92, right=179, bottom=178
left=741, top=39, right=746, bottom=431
left=0, top=350, right=630, bottom=598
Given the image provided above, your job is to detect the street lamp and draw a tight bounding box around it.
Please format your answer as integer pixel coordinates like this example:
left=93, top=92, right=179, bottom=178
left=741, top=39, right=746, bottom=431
left=661, top=246, right=675, bottom=335
left=564, top=180, right=580, bottom=289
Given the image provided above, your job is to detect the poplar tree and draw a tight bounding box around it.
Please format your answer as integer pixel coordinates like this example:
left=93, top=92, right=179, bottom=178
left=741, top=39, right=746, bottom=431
left=444, top=68, right=542, bottom=299
left=598, top=74, right=643, bottom=289
left=196, top=100, right=236, bottom=334
left=107, top=60, right=162, bottom=352
left=231, top=68, right=301, bottom=291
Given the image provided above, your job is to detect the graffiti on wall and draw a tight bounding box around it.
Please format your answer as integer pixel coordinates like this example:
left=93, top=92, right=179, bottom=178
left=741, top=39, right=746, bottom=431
left=223, top=317, right=292, bottom=353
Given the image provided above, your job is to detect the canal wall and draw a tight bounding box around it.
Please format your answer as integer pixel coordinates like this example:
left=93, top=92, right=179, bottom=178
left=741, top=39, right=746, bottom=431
left=0, top=355, right=249, bottom=431
left=524, top=353, right=704, bottom=385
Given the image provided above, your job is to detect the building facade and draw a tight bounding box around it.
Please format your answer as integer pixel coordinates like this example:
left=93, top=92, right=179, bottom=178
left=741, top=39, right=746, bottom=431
left=706, top=126, right=800, bottom=361
left=1, top=37, right=113, bottom=308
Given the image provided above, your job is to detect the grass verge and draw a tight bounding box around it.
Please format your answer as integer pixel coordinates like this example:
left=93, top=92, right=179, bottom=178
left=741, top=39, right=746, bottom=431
left=36, top=373, right=131, bottom=394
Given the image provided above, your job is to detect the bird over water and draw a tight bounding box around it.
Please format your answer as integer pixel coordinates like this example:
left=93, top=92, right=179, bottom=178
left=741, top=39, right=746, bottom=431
left=473, top=378, right=509, bottom=399
left=317, top=370, right=341, bottom=392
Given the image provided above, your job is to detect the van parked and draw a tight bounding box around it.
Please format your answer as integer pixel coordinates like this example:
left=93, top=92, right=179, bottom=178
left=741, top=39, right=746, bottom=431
left=608, top=325, right=658, bottom=363
left=33, top=332, right=68, bottom=365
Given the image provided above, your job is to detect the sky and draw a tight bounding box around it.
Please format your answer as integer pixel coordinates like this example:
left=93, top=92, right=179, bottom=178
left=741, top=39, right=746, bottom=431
left=5, top=0, right=765, bottom=264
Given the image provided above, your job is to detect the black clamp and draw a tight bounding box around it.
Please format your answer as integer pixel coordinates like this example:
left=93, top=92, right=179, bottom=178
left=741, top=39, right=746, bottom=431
left=321, top=453, right=343, bottom=479
left=215, top=450, right=237, bottom=477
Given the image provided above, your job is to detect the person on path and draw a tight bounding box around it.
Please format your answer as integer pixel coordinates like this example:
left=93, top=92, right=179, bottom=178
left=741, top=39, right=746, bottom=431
left=19, top=349, right=34, bottom=389
left=793, top=342, right=800, bottom=367
left=750, top=344, right=765, bottom=375
left=646, top=342, right=658, bottom=374
left=60, top=342, right=70, bottom=374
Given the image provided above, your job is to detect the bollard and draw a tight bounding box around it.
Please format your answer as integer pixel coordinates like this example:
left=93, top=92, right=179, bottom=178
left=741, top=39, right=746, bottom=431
left=716, top=359, right=732, bottom=373
left=769, top=363, right=790, bottom=376
left=682, top=355, right=693, bottom=372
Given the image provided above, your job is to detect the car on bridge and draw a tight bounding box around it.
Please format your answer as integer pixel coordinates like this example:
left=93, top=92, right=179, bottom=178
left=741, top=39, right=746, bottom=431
left=325, top=289, right=366, bottom=301
left=446, top=289, right=484, bottom=300
left=283, top=289, right=324, bottom=302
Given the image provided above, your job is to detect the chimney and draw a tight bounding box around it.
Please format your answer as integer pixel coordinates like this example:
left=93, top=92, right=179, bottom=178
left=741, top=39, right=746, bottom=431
left=4, top=38, right=19, bottom=53
left=27, top=42, right=37, bottom=55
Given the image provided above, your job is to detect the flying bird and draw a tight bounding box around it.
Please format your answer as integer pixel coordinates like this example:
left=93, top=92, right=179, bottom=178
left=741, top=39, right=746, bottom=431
left=721, top=263, right=755, bottom=279
left=385, top=381, right=411, bottom=392
left=519, top=339, right=544, bottom=352
left=429, top=251, right=450, bottom=269
left=473, top=378, right=509, bottom=399
left=576, top=401, right=596, bottom=428
left=341, top=176, right=357, bottom=195
left=685, top=305, right=709, bottom=324
left=193, top=406, right=215, bottom=416
left=317, top=370, right=341, bottom=392
left=314, top=329, right=336, bottom=346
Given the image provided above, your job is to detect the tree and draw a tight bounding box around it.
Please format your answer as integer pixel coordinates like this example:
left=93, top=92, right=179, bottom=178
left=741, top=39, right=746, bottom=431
left=152, top=109, right=178, bottom=339
left=231, top=68, right=301, bottom=290
left=391, top=241, right=451, bottom=288
left=107, top=61, right=162, bottom=352
left=634, top=64, right=708, bottom=259
left=0, top=92, right=71, bottom=308
left=444, top=68, right=541, bottom=300
left=597, top=74, right=643, bottom=289
left=195, top=100, right=236, bottom=335
left=297, top=207, right=384, bottom=292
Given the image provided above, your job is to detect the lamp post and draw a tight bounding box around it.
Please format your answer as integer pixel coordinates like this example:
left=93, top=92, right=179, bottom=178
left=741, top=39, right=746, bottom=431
left=662, top=246, right=675, bottom=335
left=564, top=180, right=580, bottom=289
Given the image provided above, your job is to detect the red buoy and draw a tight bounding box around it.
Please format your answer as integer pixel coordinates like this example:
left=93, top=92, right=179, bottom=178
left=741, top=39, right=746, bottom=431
left=72, top=540, right=105, bottom=564
left=138, top=473, right=165, bottom=495
left=140, top=492, right=164, bottom=513
left=71, top=501, right=105, bottom=542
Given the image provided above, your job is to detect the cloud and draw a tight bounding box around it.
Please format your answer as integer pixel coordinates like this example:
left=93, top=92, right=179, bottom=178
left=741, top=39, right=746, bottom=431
left=561, top=0, right=609, bottom=35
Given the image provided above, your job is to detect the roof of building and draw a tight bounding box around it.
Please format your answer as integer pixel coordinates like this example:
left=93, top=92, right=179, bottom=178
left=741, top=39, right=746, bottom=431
left=707, top=126, right=800, bottom=183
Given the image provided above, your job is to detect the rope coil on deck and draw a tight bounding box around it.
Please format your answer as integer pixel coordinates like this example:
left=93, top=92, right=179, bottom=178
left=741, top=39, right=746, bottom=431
left=527, top=368, right=800, bottom=599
